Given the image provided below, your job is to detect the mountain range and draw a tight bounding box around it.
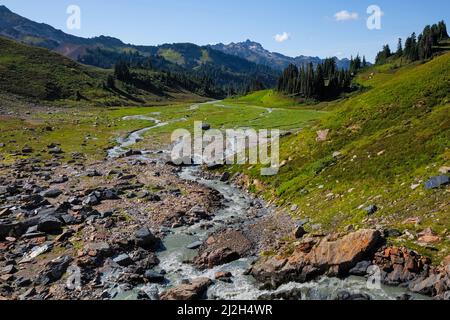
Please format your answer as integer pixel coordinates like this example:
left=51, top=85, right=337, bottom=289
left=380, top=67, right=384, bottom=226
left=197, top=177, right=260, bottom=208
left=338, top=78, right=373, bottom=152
left=210, top=40, right=351, bottom=70
left=0, top=5, right=352, bottom=83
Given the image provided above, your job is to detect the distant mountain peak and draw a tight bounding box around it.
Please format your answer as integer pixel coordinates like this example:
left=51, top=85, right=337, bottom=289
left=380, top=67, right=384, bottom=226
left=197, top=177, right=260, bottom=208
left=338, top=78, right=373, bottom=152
left=209, top=41, right=351, bottom=70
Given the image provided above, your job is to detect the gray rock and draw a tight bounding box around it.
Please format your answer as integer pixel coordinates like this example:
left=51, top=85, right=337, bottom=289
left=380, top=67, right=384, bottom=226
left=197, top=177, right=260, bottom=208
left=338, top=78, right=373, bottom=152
left=337, top=291, right=371, bottom=300
left=293, top=226, right=307, bottom=239
left=83, top=193, right=100, bottom=206
left=40, top=189, right=63, bottom=198
left=1, top=264, right=17, bottom=275
left=134, top=227, right=159, bottom=250
left=385, top=229, right=403, bottom=238
left=22, top=147, right=33, bottom=154
left=113, top=254, right=134, bottom=267
left=18, top=288, right=36, bottom=300
left=85, top=169, right=102, bottom=177
left=138, top=284, right=160, bottom=300
left=220, top=172, right=231, bottom=182
left=349, top=261, right=372, bottom=276
left=144, top=270, right=166, bottom=283
left=61, top=214, right=79, bottom=225
left=37, top=216, right=62, bottom=234
left=365, top=205, right=378, bottom=215
left=409, top=274, right=442, bottom=295
left=85, top=242, right=112, bottom=258
left=14, top=276, right=32, bottom=287
left=425, top=176, right=450, bottom=190
left=186, top=241, right=203, bottom=250
left=102, top=189, right=119, bottom=200
left=37, top=255, right=73, bottom=285
left=48, top=147, right=63, bottom=154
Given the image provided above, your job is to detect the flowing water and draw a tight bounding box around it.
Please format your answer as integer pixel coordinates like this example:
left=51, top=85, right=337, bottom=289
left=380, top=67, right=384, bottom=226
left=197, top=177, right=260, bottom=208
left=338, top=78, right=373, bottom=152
left=109, top=102, right=427, bottom=300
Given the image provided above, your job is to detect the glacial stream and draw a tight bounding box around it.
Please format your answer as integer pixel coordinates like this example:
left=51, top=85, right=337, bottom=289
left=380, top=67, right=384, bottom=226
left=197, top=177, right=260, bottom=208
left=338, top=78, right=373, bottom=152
left=108, top=102, right=427, bottom=300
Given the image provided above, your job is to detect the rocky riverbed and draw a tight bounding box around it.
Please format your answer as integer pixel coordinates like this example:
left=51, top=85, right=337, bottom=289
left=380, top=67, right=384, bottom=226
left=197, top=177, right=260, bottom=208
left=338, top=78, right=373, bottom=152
left=1, top=108, right=449, bottom=301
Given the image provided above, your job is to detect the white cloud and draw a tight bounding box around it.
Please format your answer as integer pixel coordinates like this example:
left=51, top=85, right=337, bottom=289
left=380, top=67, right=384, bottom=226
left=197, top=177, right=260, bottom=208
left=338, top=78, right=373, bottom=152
left=334, top=10, right=359, bottom=21
left=274, top=32, right=291, bottom=43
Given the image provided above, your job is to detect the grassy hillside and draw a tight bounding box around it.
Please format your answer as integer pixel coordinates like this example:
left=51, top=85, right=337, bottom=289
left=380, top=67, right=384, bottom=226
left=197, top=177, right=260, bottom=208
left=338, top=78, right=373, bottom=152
left=0, top=36, right=206, bottom=106
left=225, top=90, right=302, bottom=108
left=229, top=53, right=450, bottom=262
left=0, top=36, right=112, bottom=101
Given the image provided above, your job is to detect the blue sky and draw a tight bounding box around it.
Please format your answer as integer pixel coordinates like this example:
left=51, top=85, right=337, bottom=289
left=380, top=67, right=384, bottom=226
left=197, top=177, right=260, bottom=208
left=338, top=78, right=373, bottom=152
left=1, top=0, right=449, bottom=62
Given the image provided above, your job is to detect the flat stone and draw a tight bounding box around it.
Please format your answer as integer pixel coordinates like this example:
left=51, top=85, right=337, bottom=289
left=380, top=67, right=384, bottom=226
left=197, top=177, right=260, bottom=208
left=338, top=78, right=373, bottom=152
left=425, top=176, right=450, bottom=190
left=1, top=264, right=17, bottom=275
left=186, top=241, right=203, bottom=250
left=113, top=254, right=134, bottom=267
left=20, top=243, right=53, bottom=263
left=40, top=189, right=63, bottom=198
left=84, top=242, right=112, bottom=258
left=37, top=255, right=73, bottom=285
left=138, top=284, right=160, bottom=300
left=144, top=270, right=165, bottom=283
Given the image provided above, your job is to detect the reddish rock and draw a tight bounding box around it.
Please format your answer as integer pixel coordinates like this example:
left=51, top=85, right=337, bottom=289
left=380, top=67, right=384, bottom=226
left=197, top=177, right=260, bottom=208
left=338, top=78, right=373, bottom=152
left=215, top=271, right=232, bottom=280
left=251, top=229, right=382, bottom=289
left=160, top=278, right=213, bottom=300
left=196, top=247, right=240, bottom=269
left=418, top=228, right=441, bottom=244
left=307, top=229, right=382, bottom=275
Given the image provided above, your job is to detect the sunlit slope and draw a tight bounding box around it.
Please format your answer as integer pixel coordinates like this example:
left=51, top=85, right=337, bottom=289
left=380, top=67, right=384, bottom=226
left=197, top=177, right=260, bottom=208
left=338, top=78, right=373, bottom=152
left=233, top=53, right=450, bottom=259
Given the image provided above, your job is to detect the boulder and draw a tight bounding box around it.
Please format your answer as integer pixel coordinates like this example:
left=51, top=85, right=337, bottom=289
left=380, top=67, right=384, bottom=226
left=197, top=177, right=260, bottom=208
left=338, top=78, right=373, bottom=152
left=425, top=176, right=450, bottom=190
left=37, top=255, right=73, bottom=285
left=1, top=265, right=17, bottom=275
left=37, top=216, right=62, bottom=234
left=83, top=193, right=100, bottom=206
left=308, top=229, right=381, bottom=275
left=409, top=274, right=443, bottom=295
left=220, top=172, right=231, bottom=182
left=251, top=229, right=382, bottom=289
left=215, top=271, right=232, bottom=282
left=418, top=228, right=441, bottom=244
left=102, top=189, right=120, bottom=200
left=144, top=270, right=165, bottom=283
left=293, top=226, right=307, bottom=239
left=84, top=242, right=112, bottom=258
left=134, top=227, right=159, bottom=250
left=349, top=261, right=372, bottom=276
left=160, top=277, right=212, bottom=300
left=364, top=205, right=378, bottom=215
left=196, top=247, right=240, bottom=269
left=0, top=222, right=22, bottom=240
